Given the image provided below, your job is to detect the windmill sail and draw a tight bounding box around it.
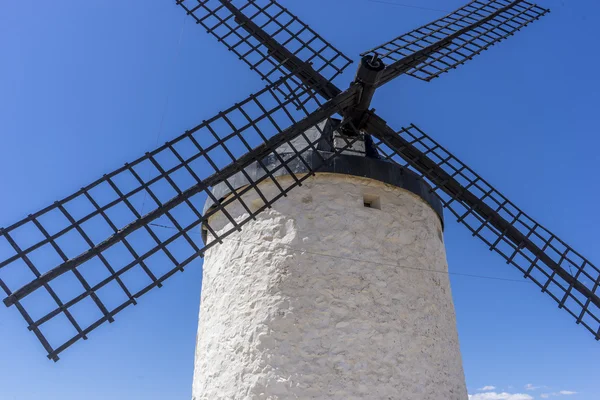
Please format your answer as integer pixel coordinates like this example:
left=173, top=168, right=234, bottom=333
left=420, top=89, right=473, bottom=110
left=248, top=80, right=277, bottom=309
left=0, top=75, right=360, bottom=361
left=6, top=0, right=587, bottom=369
left=361, top=0, right=549, bottom=87
left=366, top=116, right=600, bottom=340
left=176, top=0, right=352, bottom=101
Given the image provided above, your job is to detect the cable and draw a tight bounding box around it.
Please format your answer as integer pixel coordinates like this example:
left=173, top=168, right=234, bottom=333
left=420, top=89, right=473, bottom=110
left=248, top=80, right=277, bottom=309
left=149, top=223, right=531, bottom=284
left=367, top=0, right=449, bottom=13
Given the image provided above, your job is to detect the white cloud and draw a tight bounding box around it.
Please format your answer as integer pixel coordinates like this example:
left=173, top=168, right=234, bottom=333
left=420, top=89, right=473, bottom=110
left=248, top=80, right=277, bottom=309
left=468, top=392, right=534, bottom=400
left=478, top=386, right=497, bottom=391
left=525, top=384, right=543, bottom=391
left=540, top=391, right=578, bottom=398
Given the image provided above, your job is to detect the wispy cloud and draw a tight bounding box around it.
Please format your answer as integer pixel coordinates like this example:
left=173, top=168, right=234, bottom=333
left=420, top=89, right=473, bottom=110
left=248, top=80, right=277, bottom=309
left=525, top=384, right=544, bottom=391
left=540, top=390, right=578, bottom=398
left=468, top=392, right=533, bottom=400
left=470, top=383, right=578, bottom=400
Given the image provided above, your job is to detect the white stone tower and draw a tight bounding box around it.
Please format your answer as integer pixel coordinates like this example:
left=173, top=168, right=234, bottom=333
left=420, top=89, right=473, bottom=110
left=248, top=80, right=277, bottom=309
left=193, top=121, right=467, bottom=399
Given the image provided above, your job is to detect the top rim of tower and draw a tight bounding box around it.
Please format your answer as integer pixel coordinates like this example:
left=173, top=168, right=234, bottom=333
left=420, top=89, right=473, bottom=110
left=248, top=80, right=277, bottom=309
left=201, top=118, right=443, bottom=236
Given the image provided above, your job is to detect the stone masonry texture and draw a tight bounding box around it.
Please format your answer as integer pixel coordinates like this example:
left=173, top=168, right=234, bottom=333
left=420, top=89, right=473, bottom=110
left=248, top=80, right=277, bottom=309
left=192, top=173, right=467, bottom=399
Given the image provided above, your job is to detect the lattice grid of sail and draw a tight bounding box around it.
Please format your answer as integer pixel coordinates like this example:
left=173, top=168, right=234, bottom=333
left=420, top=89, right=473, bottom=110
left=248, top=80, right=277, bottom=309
left=371, top=124, right=600, bottom=340
left=176, top=0, right=352, bottom=100
left=0, top=74, right=360, bottom=361
left=363, top=0, right=549, bottom=82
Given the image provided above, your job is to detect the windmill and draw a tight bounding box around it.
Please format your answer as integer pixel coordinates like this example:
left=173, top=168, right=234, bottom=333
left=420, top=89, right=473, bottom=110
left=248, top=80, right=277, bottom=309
left=0, top=0, right=597, bottom=398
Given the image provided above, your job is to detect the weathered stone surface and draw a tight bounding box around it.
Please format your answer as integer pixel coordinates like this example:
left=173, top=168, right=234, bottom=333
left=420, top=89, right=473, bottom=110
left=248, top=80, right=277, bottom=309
left=192, top=173, right=467, bottom=399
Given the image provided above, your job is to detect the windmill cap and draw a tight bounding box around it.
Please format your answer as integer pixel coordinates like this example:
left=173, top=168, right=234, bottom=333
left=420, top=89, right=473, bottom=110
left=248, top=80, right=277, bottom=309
left=201, top=118, right=443, bottom=242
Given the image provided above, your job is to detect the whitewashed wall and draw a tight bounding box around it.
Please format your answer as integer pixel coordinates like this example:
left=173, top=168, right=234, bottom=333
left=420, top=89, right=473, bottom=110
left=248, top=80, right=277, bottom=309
left=192, top=173, right=467, bottom=399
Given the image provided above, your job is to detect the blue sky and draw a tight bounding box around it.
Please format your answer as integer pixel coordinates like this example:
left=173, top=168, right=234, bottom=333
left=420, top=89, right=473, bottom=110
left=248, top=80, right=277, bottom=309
left=0, top=1, right=599, bottom=399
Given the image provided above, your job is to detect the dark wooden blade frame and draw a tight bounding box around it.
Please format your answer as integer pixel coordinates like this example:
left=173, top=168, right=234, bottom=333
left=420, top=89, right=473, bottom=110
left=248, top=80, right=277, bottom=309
left=0, top=74, right=360, bottom=361
left=361, top=0, right=549, bottom=86
left=176, top=0, right=351, bottom=102
left=366, top=114, right=600, bottom=341
left=3, top=0, right=581, bottom=363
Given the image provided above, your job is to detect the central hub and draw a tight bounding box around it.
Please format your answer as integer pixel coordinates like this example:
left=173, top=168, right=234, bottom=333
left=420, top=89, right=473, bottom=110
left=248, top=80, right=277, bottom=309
left=342, top=54, right=386, bottom=135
